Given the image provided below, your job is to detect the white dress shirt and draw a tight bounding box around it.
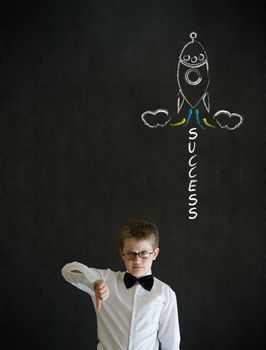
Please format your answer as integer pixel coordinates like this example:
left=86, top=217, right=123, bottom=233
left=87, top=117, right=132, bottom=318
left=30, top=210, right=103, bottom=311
left=62, top=262, right=181, bottom=350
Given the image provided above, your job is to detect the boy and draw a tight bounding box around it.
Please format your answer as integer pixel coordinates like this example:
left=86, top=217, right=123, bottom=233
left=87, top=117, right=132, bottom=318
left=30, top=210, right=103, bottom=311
left=62, top=220, right=181, bottom=349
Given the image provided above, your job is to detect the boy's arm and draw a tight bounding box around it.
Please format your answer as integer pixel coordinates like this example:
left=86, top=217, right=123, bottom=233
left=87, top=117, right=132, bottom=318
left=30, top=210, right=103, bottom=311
left=158, top=288, right=181, bottom=350
left=61, top=262, right=109, bottom=309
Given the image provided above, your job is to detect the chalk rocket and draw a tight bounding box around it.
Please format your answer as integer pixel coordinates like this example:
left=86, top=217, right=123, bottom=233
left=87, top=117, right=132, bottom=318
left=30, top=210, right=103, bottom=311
left=177, top=32, right=210, bottom=113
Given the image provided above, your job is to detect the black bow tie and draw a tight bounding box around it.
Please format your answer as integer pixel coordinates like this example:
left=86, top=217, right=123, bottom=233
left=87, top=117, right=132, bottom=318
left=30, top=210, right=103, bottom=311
left=124, top=272, right=154, bottom=291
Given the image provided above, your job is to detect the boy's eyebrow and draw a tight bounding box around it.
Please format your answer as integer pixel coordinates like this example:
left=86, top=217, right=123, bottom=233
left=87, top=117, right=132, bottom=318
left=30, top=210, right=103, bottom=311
left=124, top=249, right=152, bottom=253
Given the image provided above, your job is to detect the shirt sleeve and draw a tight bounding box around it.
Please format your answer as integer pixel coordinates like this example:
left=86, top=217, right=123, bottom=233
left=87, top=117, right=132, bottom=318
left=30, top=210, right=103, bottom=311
left=158, top=287, right=181, bottom=350
left=61, top=261, right=105, bottom=296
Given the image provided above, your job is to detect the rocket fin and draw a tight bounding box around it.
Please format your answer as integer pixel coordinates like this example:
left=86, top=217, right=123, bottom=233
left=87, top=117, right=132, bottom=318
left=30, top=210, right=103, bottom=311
left=177, top=92, right=185, bottom=113
left=203, top=92, right=210, bottom=112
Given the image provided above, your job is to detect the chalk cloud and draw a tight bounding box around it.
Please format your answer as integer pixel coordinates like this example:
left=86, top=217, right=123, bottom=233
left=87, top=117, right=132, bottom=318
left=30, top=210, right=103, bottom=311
left=141, top=109, right=170, bottom=128
left=213, top=110, right=243, bottom=130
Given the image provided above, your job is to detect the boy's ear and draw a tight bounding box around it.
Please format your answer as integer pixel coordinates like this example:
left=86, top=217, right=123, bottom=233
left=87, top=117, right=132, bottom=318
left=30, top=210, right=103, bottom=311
left=153, top=248, right=160, bottom=260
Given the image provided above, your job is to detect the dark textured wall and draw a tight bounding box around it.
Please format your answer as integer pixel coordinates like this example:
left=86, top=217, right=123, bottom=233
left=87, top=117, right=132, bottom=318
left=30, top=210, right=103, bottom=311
left=2, top=1, right=264, bottom=349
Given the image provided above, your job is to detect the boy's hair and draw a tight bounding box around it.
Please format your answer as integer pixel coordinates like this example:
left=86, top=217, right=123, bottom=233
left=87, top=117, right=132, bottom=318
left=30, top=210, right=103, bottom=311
left=119, top=220, right=159, bottom=249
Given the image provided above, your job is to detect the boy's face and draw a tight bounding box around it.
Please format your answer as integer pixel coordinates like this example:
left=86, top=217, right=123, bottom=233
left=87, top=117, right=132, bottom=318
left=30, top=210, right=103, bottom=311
left=120, top=238, right=159, bottom=278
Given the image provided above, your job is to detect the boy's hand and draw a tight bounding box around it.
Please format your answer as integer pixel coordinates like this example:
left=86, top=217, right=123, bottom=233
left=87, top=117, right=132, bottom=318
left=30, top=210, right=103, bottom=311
left=94, top=280, right=109, bottom=310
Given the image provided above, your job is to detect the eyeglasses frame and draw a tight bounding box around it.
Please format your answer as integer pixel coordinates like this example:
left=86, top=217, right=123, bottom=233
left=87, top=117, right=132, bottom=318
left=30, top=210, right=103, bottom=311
left=121, top=250, right=155, bottom=260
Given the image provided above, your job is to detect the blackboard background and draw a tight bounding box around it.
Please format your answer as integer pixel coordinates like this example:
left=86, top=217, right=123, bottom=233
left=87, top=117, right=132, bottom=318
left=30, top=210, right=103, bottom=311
left=1, top=0, right=264, bottom=349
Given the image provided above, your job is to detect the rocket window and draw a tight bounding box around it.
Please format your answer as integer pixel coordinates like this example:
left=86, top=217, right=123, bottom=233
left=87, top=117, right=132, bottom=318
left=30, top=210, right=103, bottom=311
left=198, top=54, right=205, bottom=61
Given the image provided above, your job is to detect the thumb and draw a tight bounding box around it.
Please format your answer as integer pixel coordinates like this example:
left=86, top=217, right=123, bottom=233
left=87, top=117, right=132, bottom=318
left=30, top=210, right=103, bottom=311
left=96, top=297, right=102, bottom=310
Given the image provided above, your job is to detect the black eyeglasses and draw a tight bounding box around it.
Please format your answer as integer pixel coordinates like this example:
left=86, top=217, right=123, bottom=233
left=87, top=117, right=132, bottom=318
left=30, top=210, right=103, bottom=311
left=121, top=250, right=154, bottom=260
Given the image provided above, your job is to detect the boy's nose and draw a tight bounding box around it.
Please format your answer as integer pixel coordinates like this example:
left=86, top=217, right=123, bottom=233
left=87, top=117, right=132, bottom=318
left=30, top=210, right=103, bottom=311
left=134, top=255, right=142, bottom=263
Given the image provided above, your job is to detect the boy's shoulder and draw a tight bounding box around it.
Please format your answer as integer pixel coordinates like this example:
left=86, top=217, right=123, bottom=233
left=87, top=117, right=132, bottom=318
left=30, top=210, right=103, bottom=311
left=153, top=276, right=177, bottom=297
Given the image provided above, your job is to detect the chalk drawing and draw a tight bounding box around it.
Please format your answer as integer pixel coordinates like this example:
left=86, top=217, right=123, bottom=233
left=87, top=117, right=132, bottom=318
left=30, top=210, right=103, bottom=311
left=140, top=32, right=245, bottom=219
left=188, top=128, right=198, bottom=219
left=141, top=109, right=170, bottom=128
left=213, top=110, right=243, bottom=130
left=141, top=31, right=244, bottom=131
left=171, top=32, right=214, bottom=129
